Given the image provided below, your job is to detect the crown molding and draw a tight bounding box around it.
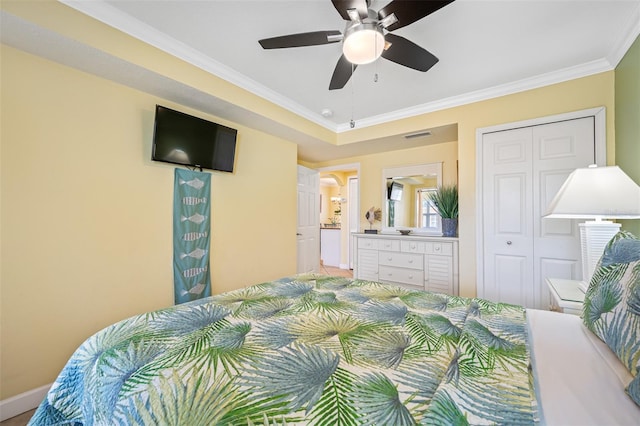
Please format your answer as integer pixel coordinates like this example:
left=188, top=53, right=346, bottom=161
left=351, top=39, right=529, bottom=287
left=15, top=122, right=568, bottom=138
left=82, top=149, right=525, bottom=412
left=61, top=0, right=636, bottom=136
left=59, top=0, right=340, bottom=132
left=339, top=1, right=640, bottom=133
left=336, top=58, right=614, bottom=132
left=606, top=2, right=640, bottom=67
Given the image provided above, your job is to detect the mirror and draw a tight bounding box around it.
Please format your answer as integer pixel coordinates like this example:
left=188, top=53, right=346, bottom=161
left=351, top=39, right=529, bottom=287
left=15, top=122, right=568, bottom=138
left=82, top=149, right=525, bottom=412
left=382, top=162, right=443, bottom=235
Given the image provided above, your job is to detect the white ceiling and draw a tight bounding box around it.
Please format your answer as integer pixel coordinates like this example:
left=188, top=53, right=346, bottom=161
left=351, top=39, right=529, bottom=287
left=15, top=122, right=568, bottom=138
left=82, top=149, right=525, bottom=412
left=2, top=0, right=639, bottom=163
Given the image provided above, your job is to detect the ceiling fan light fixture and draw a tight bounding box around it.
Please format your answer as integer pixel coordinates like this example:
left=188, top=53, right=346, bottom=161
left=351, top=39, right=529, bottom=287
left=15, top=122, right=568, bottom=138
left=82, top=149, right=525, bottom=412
left=342, top=22, right=384, bottom=65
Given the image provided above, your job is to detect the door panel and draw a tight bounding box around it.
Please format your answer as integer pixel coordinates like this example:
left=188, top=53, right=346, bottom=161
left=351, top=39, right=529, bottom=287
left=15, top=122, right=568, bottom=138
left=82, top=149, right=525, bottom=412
left=297, top=166, right=320, bottom=274
left=494, top=173, right=527, bottom=234
left=494, top=254, right=529, bottom=305
left=532, top=117, right=595, bottom=308
left=482, top=128, right=534, bottom=307
left=539, top=171, right=575, bottom=237
left=540, top=257, right=578, bottom=284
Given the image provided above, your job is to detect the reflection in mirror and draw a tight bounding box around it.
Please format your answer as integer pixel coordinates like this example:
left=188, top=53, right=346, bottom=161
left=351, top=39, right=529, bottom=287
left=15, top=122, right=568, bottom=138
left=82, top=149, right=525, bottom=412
left=382, top=163, right=443, bottom=235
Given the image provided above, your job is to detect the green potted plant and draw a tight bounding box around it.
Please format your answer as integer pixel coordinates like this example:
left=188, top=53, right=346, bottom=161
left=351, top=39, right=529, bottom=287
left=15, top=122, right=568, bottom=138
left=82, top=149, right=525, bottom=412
left=428, top=184, right=458, bottom=237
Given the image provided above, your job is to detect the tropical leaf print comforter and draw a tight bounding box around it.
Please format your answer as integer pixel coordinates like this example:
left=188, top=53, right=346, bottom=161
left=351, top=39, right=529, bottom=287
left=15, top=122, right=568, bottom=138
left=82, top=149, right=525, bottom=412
left=30, top=275, right=539, bottom=425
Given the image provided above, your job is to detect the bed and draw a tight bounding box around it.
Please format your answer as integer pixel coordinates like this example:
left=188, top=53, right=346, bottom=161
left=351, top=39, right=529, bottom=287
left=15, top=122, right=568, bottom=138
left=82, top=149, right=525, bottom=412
left=29, top=234, right=640, bottom=425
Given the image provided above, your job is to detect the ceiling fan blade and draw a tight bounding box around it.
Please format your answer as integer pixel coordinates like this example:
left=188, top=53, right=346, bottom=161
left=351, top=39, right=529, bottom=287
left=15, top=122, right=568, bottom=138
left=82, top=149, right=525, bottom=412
left=331, top=0, right=369, bottom=21
left=378, top=0, right=455, bottom=31
left=259, top=31, right=342, bottom=49
left=329, top=54, right=357, bottom=90
left=381, top=34, right=438, bottom=72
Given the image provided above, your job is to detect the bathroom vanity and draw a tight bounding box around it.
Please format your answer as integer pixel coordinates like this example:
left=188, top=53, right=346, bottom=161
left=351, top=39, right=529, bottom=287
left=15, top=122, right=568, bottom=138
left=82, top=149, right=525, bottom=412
left=320, top=227, right=341, bottom=267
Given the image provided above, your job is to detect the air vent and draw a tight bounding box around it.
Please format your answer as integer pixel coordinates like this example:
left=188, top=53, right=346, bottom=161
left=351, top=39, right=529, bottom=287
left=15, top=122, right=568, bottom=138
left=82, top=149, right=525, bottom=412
left=404, top=130, right=432, bottom=139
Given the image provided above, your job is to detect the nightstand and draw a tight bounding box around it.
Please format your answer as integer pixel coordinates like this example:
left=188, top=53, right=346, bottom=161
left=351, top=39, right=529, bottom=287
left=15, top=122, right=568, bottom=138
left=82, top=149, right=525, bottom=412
left=546, top=278, right=585, bottom=315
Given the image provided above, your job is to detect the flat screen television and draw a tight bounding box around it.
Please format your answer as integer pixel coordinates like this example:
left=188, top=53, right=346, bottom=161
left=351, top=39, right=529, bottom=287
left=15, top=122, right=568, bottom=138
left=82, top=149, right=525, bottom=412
left=151, top=105, right=237, bottom=172
left=388, top=181, right=403, bottom=201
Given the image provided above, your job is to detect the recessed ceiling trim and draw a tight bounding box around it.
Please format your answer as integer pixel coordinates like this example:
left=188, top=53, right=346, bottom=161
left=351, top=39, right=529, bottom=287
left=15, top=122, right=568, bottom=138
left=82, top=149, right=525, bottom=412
left=607, top=2, right=640, bottom=66
left=335, top=57, right=614, bottom=133
left=59, top=0, right=341, bottom=132
left=60, top=0, right=638, bottom=135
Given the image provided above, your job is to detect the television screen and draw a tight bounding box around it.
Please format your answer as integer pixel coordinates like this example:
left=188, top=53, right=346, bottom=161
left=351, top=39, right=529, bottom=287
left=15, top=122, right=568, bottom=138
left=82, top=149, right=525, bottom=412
left=152, top=105, right=237, bottom=172
left=388, top=181, right=403, bottom=201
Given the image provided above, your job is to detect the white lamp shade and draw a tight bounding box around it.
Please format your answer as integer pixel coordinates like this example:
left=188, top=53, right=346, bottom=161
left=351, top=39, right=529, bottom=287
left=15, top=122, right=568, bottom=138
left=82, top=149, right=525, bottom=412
left=343, top=23, right=384, bottom=65
left=545, top=165, right=640, bottom=219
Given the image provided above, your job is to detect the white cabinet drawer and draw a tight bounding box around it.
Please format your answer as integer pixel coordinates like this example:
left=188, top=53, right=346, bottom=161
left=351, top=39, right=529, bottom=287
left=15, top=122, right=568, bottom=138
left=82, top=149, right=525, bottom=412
left=379, top=265, right=424, bottom=288
left=378, top=239, right=400, bottom=252
left=401, top=240, right=426, bottom=253
left=358, top=238, right=379, bottom=250
left=379, top=251, right=423, bottom=270
left=425, top=242, right=453, bottom=256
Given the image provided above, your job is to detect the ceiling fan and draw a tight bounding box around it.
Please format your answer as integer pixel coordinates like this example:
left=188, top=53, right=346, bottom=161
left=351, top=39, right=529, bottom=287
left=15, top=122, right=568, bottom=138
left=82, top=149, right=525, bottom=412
left=258, top=0, right=455, bottom=90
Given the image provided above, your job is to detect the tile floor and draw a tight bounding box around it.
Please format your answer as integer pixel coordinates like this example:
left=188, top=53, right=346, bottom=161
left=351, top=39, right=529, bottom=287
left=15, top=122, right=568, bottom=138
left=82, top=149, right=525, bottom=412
left=319, top=264, right=353, bottom=278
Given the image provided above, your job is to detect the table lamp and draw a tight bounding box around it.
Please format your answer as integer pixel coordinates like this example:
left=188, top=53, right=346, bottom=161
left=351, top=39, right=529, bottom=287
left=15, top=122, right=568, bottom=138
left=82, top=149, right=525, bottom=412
left=544, top=165, right=640, bottom=292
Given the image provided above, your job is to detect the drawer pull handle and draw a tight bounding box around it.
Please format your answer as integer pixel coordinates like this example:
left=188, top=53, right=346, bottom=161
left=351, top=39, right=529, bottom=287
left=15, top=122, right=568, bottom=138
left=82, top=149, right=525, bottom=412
left=435, top=247, right=440, bottom=251
left=408, top=260, right=413, bottom=263
left=409, top=275, right=413, bottom=279
left=507, top=241, right=512, bottom=245
left=388, top=257, right=393, bottom=261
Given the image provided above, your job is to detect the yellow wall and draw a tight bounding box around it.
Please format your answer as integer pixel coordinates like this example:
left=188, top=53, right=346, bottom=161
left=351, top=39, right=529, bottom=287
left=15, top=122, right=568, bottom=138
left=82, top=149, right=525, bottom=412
left=312, top=72, right=616, bottom=299
left=0, top=0, right=337, bottom=149
left=0, top=46, right=298, bottom=399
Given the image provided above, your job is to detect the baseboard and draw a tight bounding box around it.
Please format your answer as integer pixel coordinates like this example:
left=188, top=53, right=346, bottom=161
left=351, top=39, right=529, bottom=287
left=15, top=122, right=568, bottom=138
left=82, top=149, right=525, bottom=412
left=0, top=383, right=50, bottom=421
left=339, top=263, right=349, bottom=270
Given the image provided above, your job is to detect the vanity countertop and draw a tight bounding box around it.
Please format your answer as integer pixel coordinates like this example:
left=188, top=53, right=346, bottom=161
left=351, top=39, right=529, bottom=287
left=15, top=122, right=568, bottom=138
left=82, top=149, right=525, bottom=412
left=354, top=232, right=458, bottom=240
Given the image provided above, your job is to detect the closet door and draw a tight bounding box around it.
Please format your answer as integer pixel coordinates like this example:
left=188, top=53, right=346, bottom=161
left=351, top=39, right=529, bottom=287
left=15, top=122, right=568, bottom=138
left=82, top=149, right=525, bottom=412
left=532, top=118, right=595, bottom=308
left=481, top=117, right=595, bottom=309
left=482, top=127, right=535, bottom=307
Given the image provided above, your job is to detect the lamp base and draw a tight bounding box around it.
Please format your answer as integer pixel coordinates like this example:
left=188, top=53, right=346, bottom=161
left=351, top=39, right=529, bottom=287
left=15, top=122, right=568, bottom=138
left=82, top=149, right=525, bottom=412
left=579, top=221, right=621, bottom=284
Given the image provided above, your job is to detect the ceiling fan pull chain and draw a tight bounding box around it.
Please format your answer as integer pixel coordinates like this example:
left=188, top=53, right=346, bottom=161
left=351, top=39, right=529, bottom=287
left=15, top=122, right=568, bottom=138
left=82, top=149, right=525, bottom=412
left=374, top=28, right=379, bottom=83
left=350, top=62, right=356, bottom=128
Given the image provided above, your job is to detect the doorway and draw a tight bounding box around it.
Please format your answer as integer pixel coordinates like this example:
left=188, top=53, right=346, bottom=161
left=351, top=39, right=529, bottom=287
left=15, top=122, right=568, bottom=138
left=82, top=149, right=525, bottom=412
left=318, top=163, right=360, bottom=271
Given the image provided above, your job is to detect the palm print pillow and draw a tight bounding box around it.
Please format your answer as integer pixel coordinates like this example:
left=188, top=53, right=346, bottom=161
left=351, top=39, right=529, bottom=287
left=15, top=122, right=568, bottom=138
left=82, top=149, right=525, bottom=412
left=582, top=231, right=640, bottom=383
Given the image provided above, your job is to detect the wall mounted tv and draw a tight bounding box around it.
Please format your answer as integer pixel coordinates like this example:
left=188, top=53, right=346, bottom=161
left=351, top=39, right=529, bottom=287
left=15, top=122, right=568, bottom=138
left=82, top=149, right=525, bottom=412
left=151, top=105, right=238, bottom=172
left=388, top=181, right=404, bottom=201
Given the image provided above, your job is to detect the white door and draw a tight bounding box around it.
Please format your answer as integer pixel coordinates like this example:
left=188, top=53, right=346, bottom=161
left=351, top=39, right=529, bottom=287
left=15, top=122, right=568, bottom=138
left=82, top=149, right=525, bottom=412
left=348, top=177, right=359, bottom=269
left=482, top=127, right=535, bottom=307
left=481, top=117, right=595, bottom=309
left=297, top=165, right=320, bottom=274
left=533, top=118, right=595, bottom=308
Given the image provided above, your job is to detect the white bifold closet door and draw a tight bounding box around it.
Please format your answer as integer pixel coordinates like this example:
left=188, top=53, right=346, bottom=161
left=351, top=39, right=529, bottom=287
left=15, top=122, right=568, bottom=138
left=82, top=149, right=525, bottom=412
left=481, top=117, right=595, bottom=309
